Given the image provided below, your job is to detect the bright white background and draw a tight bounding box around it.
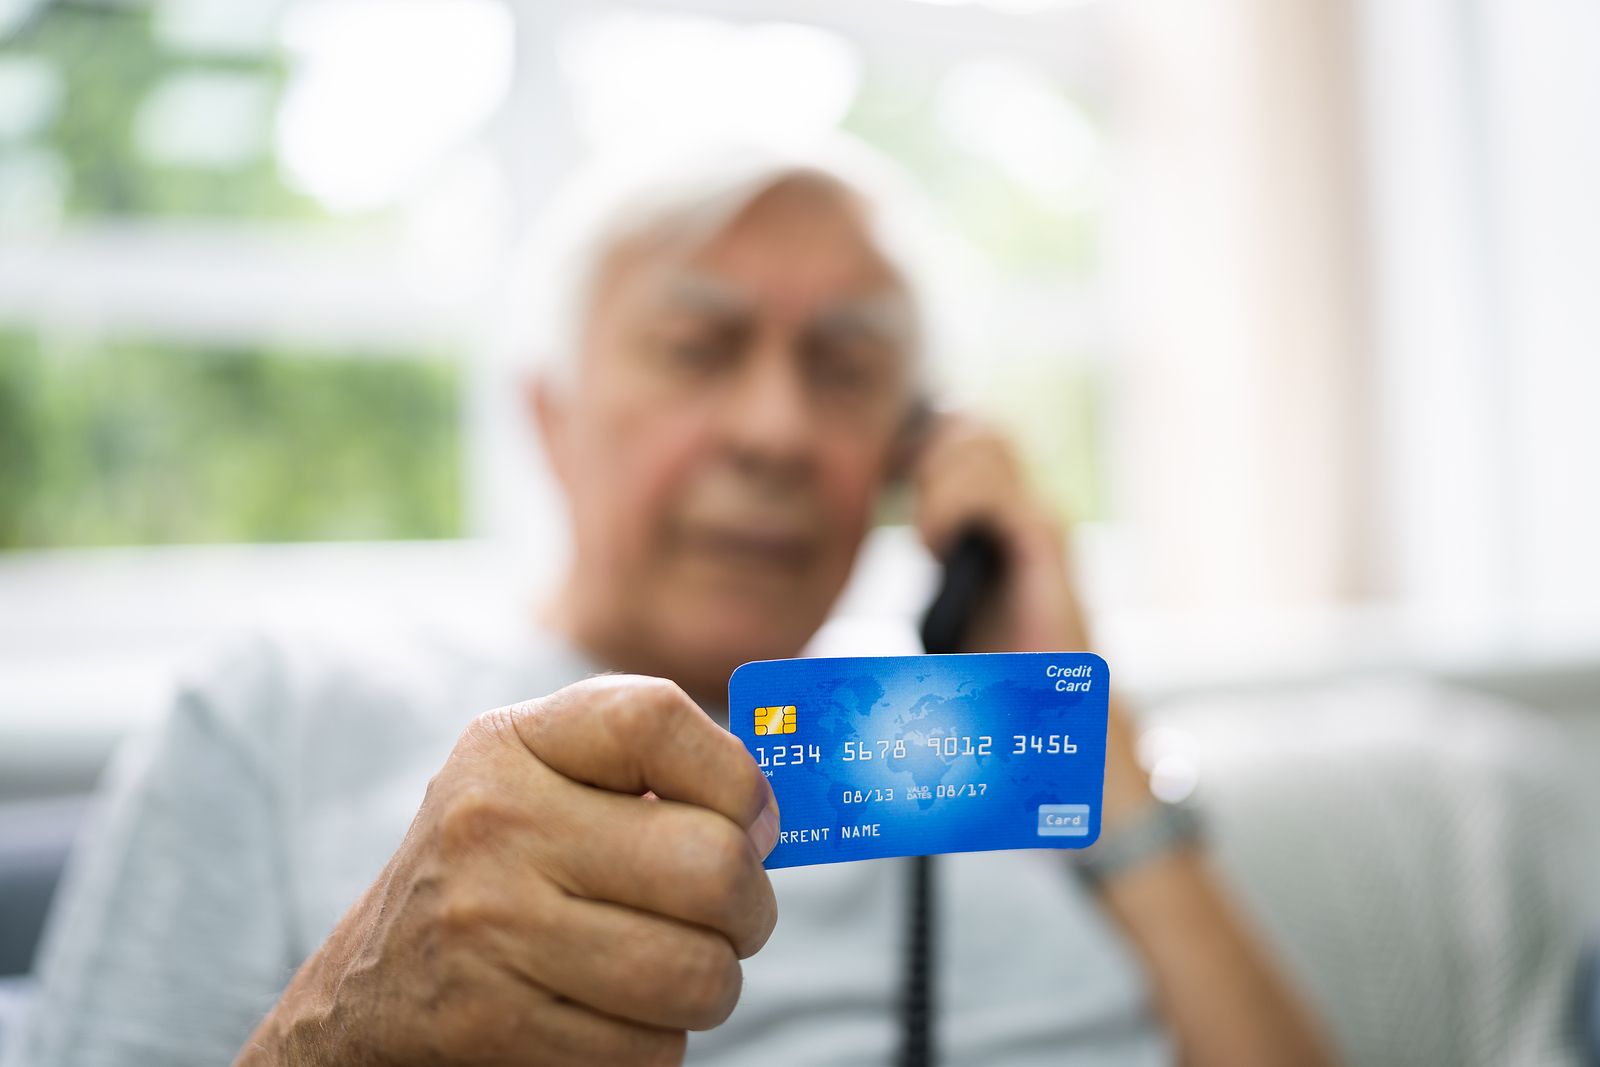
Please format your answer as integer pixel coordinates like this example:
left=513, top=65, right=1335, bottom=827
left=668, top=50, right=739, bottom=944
left=1, top=0, right=1597, bottom=796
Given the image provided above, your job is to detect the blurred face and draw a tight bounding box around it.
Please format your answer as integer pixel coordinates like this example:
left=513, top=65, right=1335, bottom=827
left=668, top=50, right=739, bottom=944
left=535, top=178, right=918, bottom=698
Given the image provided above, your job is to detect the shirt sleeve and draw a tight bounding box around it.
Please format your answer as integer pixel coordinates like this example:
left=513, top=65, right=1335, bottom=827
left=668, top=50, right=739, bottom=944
left=5, top=638, right=294, bottom=1067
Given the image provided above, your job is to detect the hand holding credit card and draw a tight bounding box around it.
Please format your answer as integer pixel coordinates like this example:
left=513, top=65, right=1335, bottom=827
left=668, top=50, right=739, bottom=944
left=729, top=652, right=1109, bottom=869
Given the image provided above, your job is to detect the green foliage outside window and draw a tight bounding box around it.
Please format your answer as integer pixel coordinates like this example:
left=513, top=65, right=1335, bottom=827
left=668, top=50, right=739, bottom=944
left=3, top=0, right=323, bottom=221
left=0, top=332, right=463, bottom=549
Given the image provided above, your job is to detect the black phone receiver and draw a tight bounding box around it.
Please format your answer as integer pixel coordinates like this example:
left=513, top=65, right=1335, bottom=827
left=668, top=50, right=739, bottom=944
left=918, top=525, right=1006, bottom=656
left=886, top=398, right=1008, bottom=655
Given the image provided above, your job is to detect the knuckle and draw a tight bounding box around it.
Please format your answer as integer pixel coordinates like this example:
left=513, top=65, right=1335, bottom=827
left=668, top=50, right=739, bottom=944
left=603, top=675, right=692, bottom=742
left=714, top=874, right=761, bottom=937
left=963, top=415, right=1004, bottom=445
left=630, top=675, right=688, bottom=710
left=632, top=674, right=691, bottom=717
left=516, top=879, right=567, bottom=946
left=430, top=885, right=496, bottom=941
left=434, top=786, right=516, bottom=858
left=692, top=821, right=757, bottom=927
left=464, top=706, right=513, bottom=745
left=637, top=1030, right=689, bottom=1067
left=751, top=881, right=779, bottom=954
left=464, top=699, right=543, bottom=755
left=1035, top=506, right=1066, bottom=540
left=672, top=936, right=741, bottom=1029
left=735, top=754, right=775, bottom=813
left=609, top=693, right=656, bottom=740
left=950, top=423, right=1012, bottom=467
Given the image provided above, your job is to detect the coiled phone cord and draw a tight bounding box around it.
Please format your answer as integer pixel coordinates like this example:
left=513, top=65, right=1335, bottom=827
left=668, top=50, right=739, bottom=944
left=903, top=526, right=1005, bottom=1067
left=897, top=853, right=936, bottom=1067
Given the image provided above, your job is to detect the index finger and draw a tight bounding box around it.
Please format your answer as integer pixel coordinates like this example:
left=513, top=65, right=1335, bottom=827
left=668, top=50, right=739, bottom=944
left=504, top=674, right=777, bottom=838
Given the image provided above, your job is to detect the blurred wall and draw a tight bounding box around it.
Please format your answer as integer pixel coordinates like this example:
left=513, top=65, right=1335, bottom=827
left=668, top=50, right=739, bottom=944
left=1108, top=0, right=1374, bottom=615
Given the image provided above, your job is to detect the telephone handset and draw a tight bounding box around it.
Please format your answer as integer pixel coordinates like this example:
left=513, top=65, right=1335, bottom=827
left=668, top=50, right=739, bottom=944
left=884, top=399, right=1008, bottom=657
left=918, top=526, right=1005, bottom=657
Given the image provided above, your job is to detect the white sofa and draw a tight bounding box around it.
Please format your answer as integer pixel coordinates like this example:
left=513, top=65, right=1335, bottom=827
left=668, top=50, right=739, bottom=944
left=1159, top=674, right=1596, bottom=1065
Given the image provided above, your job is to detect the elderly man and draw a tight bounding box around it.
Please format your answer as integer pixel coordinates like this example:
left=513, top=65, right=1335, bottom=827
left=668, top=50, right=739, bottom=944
left=9, top=146, right=1336, bottom=1066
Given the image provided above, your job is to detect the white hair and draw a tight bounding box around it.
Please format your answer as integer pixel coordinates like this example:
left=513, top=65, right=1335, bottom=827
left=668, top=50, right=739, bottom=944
left=497, top=134, right=952, bottom=395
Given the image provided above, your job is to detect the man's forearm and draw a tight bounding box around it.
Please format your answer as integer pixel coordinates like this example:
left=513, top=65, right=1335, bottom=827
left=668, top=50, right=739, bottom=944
left=234, top=879, right=381, bottom=1067
left=1100, top=845, right=1340, bottom=1066
left=1094, top=698, right=1341, bottom=1067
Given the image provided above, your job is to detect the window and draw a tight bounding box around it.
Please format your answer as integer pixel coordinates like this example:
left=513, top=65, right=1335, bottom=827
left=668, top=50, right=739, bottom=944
left=0, top=0, right=1115, bottom=738
left=0, top=0, right=1111, bottom=553
left=0, top=0, right=513, bottom=550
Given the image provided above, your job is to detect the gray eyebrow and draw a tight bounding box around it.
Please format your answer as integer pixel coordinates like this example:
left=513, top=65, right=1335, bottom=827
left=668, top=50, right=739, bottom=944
left=809, top=294, right=917, bottom=348
left=656, top=270, right=916, bottom=347
left=654, top=272, right=753, bottom=318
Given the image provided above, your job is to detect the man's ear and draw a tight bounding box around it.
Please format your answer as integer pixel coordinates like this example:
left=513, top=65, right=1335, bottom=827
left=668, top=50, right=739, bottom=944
left=885, top=396, right=935, bottom=485
left=527, top=373, right=574, bottom=492
left=871, top=397, right=933, bottom=529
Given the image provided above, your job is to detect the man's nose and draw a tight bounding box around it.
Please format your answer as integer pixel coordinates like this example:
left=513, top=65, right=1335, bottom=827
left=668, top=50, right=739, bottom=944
left=720, top=338, right=815, bottom=475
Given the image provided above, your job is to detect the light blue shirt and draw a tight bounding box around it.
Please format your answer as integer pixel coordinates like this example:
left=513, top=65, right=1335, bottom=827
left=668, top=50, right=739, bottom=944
left=7, top=621, right=1167, bottom=1066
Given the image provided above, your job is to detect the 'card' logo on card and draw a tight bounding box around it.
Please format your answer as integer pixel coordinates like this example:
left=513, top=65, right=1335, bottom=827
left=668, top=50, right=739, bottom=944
left=753, top=705, right=797, bottom=735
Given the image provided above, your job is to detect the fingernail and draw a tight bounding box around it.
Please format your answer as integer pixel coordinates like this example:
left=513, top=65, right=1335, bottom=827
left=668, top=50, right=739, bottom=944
left=749, top=799, right=780, bottom=858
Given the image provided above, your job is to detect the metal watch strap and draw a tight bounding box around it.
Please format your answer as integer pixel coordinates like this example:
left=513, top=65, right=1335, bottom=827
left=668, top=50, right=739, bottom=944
left=1071, top=797, right=1205, bottom=890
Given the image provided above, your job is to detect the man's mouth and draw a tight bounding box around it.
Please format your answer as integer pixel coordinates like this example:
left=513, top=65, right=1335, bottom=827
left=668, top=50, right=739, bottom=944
left=675, top=523, right=818, bottom=572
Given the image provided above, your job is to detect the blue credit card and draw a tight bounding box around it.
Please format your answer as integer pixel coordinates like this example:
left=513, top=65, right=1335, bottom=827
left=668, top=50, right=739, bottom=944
left=728, top=652, right=1109, bottom=869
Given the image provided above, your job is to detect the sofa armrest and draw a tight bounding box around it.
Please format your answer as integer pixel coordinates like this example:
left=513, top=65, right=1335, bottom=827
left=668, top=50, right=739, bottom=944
left=1154, top=677, right=1590, bottom=1066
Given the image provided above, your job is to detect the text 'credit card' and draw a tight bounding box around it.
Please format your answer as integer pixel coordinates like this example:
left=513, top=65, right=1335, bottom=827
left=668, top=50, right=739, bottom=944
left=728, top=652, right=1109, bottom=869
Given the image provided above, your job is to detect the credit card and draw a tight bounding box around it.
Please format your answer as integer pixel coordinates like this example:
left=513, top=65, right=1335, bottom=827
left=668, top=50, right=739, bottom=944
left=728, top=652, right=1109, bottom=869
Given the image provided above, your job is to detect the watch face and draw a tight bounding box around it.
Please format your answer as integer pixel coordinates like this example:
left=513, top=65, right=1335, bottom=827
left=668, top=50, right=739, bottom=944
left=1072, top=797, right=1203, bottom=886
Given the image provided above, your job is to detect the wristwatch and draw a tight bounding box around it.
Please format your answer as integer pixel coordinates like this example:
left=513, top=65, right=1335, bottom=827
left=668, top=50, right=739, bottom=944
left=1069, top=796, right=1206, bottom=890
